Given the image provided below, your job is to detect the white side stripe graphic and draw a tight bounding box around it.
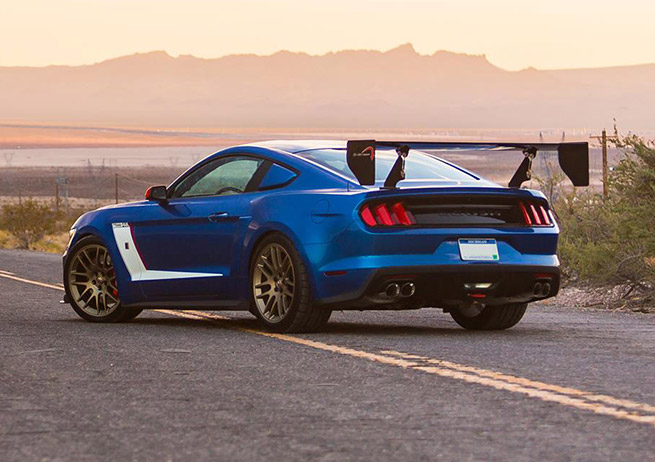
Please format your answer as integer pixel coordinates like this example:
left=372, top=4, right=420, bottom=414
left=111, top=223, right=223, bottom=281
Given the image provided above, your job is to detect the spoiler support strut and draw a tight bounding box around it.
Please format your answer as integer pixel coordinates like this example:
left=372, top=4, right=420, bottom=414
left=383, top=145, right=410, bottom=189
left=508, top=146, right=538, bottom=188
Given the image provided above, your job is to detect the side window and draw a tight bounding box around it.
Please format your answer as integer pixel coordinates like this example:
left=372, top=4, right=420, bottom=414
left=258, top=163, right=298, bottom=190
left=171, top=156, right=263, bottom=198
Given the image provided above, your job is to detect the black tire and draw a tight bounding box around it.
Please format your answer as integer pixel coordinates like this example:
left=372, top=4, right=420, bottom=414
left=64, top=235, right=142, bottom=323
left=250, top=233, right=331, bottom=333
left=449, top=302, right=527, bottom=330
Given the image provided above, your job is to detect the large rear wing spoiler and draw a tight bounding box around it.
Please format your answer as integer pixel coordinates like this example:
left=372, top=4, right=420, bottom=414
left=346, top=140, right=589, bottom=189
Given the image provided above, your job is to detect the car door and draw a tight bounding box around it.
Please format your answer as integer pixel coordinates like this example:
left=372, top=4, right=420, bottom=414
left=128, top=155, right=265, bottom=301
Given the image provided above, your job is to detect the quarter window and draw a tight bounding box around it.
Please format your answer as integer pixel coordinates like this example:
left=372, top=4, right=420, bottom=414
left=171, top=156, right=263, bottom=198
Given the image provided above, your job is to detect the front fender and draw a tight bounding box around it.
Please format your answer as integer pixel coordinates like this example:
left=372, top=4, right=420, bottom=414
left=64, top=219, right=143, bottom=306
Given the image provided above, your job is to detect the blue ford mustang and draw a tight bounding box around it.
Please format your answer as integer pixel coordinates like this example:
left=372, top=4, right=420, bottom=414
left=62, top=139, right=588, bottom=332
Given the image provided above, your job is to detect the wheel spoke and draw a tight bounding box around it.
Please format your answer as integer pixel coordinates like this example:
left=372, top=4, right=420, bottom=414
left=95, top=247, right=104, bottom=267
left=76, top=252, right=92, bottom=272
left=257, top=263, right=273, bottom=280
left=264, top=295, right=275, bottom=314
left=85, top=249, right=98, bottom=269
left=282, top=294, right=291, bottom=312
left=260, top=256, right=275, bottom=273
left=269, top=248, right=278, bottom=270
left=277, top=295, right=285, bottom=316
left=280, top=254, right=291, bottom=272
left=256, top=289, right=274, bottom=300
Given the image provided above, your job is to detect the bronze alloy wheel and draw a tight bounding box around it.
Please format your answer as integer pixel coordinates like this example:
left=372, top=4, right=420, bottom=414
left=252, top=243, right=295, bottom=323
left=67, top=243, right=120, bottom=317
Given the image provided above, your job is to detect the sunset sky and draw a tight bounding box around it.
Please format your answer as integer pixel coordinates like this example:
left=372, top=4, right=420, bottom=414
left=2, top=0, right=654, bottom=70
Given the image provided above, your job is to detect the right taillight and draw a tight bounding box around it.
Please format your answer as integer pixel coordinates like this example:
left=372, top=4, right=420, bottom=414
left=360, top=201, right=416, bottom=227
left=519, top=201, right=552, bottom=227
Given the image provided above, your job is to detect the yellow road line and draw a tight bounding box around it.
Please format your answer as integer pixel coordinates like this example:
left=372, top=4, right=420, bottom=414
left=0, top=271, right=64, bottom=291
left=180, top=311, right=655, bottom=427
left=4, top=271, right=655, bottom=427
left=380, top=350, right=655, bottom=414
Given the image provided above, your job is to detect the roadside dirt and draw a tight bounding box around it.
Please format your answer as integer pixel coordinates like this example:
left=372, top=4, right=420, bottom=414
left=540, top=284, right=654, bottom=313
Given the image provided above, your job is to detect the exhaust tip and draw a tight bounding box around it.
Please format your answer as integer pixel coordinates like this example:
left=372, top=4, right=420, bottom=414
left=533, top=282, right=543, bottom=297
left=385, top=283, right=401, bottom=298
left=541, top=282, right=551, bottom=297
left=400, top=282, right=415, bottom=297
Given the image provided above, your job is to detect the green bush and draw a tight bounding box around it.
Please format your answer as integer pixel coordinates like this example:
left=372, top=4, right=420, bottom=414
left=554, top=135, right=655, bottom=291
left=1, top=199, right=58, bottom=249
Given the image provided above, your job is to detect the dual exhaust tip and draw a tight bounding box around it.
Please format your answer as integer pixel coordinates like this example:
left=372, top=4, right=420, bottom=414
left=385, top=282, right=415, bottom=299
left=383, top=280, right=549, bottom=300
left=533, top=281, right=551, bottom=298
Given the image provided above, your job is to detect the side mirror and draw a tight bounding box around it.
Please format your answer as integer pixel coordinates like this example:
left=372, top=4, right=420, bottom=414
left=145, top=185, right=168, bottom=202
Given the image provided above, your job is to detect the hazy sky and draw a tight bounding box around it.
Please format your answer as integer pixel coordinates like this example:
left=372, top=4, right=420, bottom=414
left=2, top=0, right=654, bottom=70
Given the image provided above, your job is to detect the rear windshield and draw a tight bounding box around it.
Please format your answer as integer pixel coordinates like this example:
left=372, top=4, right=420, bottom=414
left=300, top=148, right=477, bottom=182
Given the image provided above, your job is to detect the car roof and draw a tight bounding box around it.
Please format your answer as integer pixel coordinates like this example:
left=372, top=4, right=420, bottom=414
left=249, top=140, right=346, bottom=154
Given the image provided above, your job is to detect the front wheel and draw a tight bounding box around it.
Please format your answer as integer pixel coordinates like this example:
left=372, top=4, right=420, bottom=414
left=64, top=236, right=142, bottom=323
left=449, top=303, right=527, bottom=330
left=250, top=234, right=331, bottom=333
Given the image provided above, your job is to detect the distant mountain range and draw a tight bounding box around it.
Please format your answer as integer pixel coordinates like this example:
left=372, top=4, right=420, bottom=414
left=1, top=44, right=654, bottom=129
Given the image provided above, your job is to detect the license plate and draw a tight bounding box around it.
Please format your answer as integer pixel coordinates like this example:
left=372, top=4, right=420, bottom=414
left=458, top=238, right=499, bottom=261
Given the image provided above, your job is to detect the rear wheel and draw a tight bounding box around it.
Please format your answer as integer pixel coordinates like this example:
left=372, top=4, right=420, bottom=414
left=250, top=234, right=331, bottom=333
left=449, top=302, right=527, bottom=330
left=64, top=236, right=142, bottom=323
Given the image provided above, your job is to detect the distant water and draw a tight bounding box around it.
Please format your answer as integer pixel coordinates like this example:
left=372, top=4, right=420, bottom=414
left=0, top=146, right=226, bottom=168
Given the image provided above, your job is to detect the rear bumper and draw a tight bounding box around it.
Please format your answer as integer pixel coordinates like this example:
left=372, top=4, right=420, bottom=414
left=304, top=217, right=561, bottom=310
left=314, top=264, right=560, bottom=310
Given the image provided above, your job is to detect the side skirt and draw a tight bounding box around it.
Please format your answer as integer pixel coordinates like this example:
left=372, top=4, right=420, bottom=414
left=125, top=299, right=249, bottom=310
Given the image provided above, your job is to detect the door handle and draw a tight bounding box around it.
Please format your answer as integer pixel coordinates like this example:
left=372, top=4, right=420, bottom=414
left=208, top=212, right=229, bottom=222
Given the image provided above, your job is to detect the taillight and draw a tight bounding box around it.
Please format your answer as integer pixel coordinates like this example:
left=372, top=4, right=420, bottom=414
left=360, top=202, right=416, bottom=227
left=520, top=201, right=553, bottom=227
left=529, top=204, right=542, bottom=225
left=519, top=202, right=532, bottom=225
left=360, top=206, right=377, bottom=226
left=391, top=202, right=413, bottom=226
left=374, top=203, right=395, bottom=226
left=539, top=206, right=551, bottom=225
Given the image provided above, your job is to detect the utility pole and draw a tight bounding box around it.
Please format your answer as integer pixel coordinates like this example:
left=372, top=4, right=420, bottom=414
left=115, top=173, right=119, bottom=204
left=55, top=173, right=67, bottom=214
left=590, top=129, right=618, bottom=198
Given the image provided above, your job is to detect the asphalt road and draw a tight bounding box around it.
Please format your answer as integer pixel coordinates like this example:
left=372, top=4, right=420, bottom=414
left=1, top=248, right=654, bottom=461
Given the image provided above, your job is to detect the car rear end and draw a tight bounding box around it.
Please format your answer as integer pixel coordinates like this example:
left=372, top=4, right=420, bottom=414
left=313, top=186, right=560, bottom=311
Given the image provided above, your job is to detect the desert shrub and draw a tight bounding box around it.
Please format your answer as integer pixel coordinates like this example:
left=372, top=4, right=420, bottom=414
left=553, top=135, right=655, bottom=291
left=0, top=199, right=58, bottom=249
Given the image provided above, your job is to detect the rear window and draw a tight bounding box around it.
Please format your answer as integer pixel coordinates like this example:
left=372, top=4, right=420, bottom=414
left=300, top=148, right=477, bottom=182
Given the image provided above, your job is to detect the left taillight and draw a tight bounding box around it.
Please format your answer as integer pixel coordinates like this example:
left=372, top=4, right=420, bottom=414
left=519, top=201, right=552, bottom=226
left=360, top=202, right=416, bottom=227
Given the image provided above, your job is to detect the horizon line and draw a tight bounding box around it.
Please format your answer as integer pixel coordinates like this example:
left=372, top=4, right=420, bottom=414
left=3, top=43, right=655, bottom=72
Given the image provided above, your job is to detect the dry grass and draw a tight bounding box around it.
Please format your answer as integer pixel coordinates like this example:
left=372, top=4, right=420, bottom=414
left=0, top=228, right=69, bottom=254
